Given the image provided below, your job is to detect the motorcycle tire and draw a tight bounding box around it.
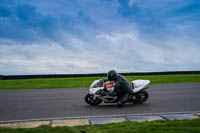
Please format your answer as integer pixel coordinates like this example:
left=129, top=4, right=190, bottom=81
left=132, top=90, right=149, bottom=104
left=85, top=93, right=102, bottom=105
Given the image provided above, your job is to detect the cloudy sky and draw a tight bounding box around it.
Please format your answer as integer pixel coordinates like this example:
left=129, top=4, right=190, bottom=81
left=0, top=0, right=200, bottom=75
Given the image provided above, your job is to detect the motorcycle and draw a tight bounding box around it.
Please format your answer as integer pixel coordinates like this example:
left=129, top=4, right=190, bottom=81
left=85, top=79, right=150, bottom=106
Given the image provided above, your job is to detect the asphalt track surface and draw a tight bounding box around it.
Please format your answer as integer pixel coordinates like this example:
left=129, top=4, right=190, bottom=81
left=0, top=83, right=200, bottom=122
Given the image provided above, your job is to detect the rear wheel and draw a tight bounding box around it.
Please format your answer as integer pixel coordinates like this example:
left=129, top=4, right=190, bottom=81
left=132, top=90, right=149, bottom=104
left=85, top=93, right=102, bottom=105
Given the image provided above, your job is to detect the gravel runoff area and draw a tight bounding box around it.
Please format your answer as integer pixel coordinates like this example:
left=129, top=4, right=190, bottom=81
left=0, top=112, right=200, bottom=128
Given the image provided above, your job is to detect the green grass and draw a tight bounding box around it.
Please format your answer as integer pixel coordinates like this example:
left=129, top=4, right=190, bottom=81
left=0, top=74, right=200, bottom=90
left=0, top=119, right=200, bottom=133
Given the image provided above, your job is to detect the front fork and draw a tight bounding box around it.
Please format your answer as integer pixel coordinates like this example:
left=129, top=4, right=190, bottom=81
left=89, top=92, right=98, bottom=101
left=93, top=94, right=98, bottom=100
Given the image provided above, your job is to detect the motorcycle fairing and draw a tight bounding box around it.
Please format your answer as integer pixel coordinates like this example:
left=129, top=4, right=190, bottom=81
left=131, top=80, right=150, bottom=93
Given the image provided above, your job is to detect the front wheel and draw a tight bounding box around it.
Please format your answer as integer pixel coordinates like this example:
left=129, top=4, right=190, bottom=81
left=85, top=93, right=102, bottom=105
left=132, top=90, right=149, bottom=104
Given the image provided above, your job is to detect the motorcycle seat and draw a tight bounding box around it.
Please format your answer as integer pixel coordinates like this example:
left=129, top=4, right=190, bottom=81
left=129, top=82, right=135, bottom=94
left=130, top=82, right=134, bottom=90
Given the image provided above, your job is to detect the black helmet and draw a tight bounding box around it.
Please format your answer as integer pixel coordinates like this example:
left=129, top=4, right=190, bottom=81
left=107, top=70, right=117, bottom=81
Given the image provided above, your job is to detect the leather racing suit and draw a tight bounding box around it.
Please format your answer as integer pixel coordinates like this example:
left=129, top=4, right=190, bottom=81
left=111, top=74, right=132, bottom=105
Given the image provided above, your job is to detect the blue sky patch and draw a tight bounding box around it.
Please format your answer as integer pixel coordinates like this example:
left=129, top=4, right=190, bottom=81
left=0, top=0, right=200, bottom=74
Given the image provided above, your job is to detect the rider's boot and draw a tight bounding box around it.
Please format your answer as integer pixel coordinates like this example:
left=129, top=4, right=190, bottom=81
left=117, top=93, right=128, bottom=107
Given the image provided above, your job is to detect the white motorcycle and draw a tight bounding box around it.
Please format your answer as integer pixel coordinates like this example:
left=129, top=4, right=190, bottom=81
left=85, top=79, right=150, bottom=106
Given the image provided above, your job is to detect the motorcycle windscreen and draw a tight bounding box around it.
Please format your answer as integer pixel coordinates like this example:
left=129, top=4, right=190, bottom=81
left=90, top=79, right=104, bottom=88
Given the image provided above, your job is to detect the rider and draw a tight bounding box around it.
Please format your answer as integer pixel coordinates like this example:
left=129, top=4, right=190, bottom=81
left=107, top=70, right=132, bottom=107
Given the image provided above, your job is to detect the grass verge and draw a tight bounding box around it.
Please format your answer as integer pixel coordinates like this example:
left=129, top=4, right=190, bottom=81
left=0, top=74, right=200, bottom=90
left=0, top=119, right=200, bottom=133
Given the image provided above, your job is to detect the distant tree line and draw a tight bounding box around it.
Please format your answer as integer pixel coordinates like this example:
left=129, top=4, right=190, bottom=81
left=0, top=71, right=200, bottom=80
